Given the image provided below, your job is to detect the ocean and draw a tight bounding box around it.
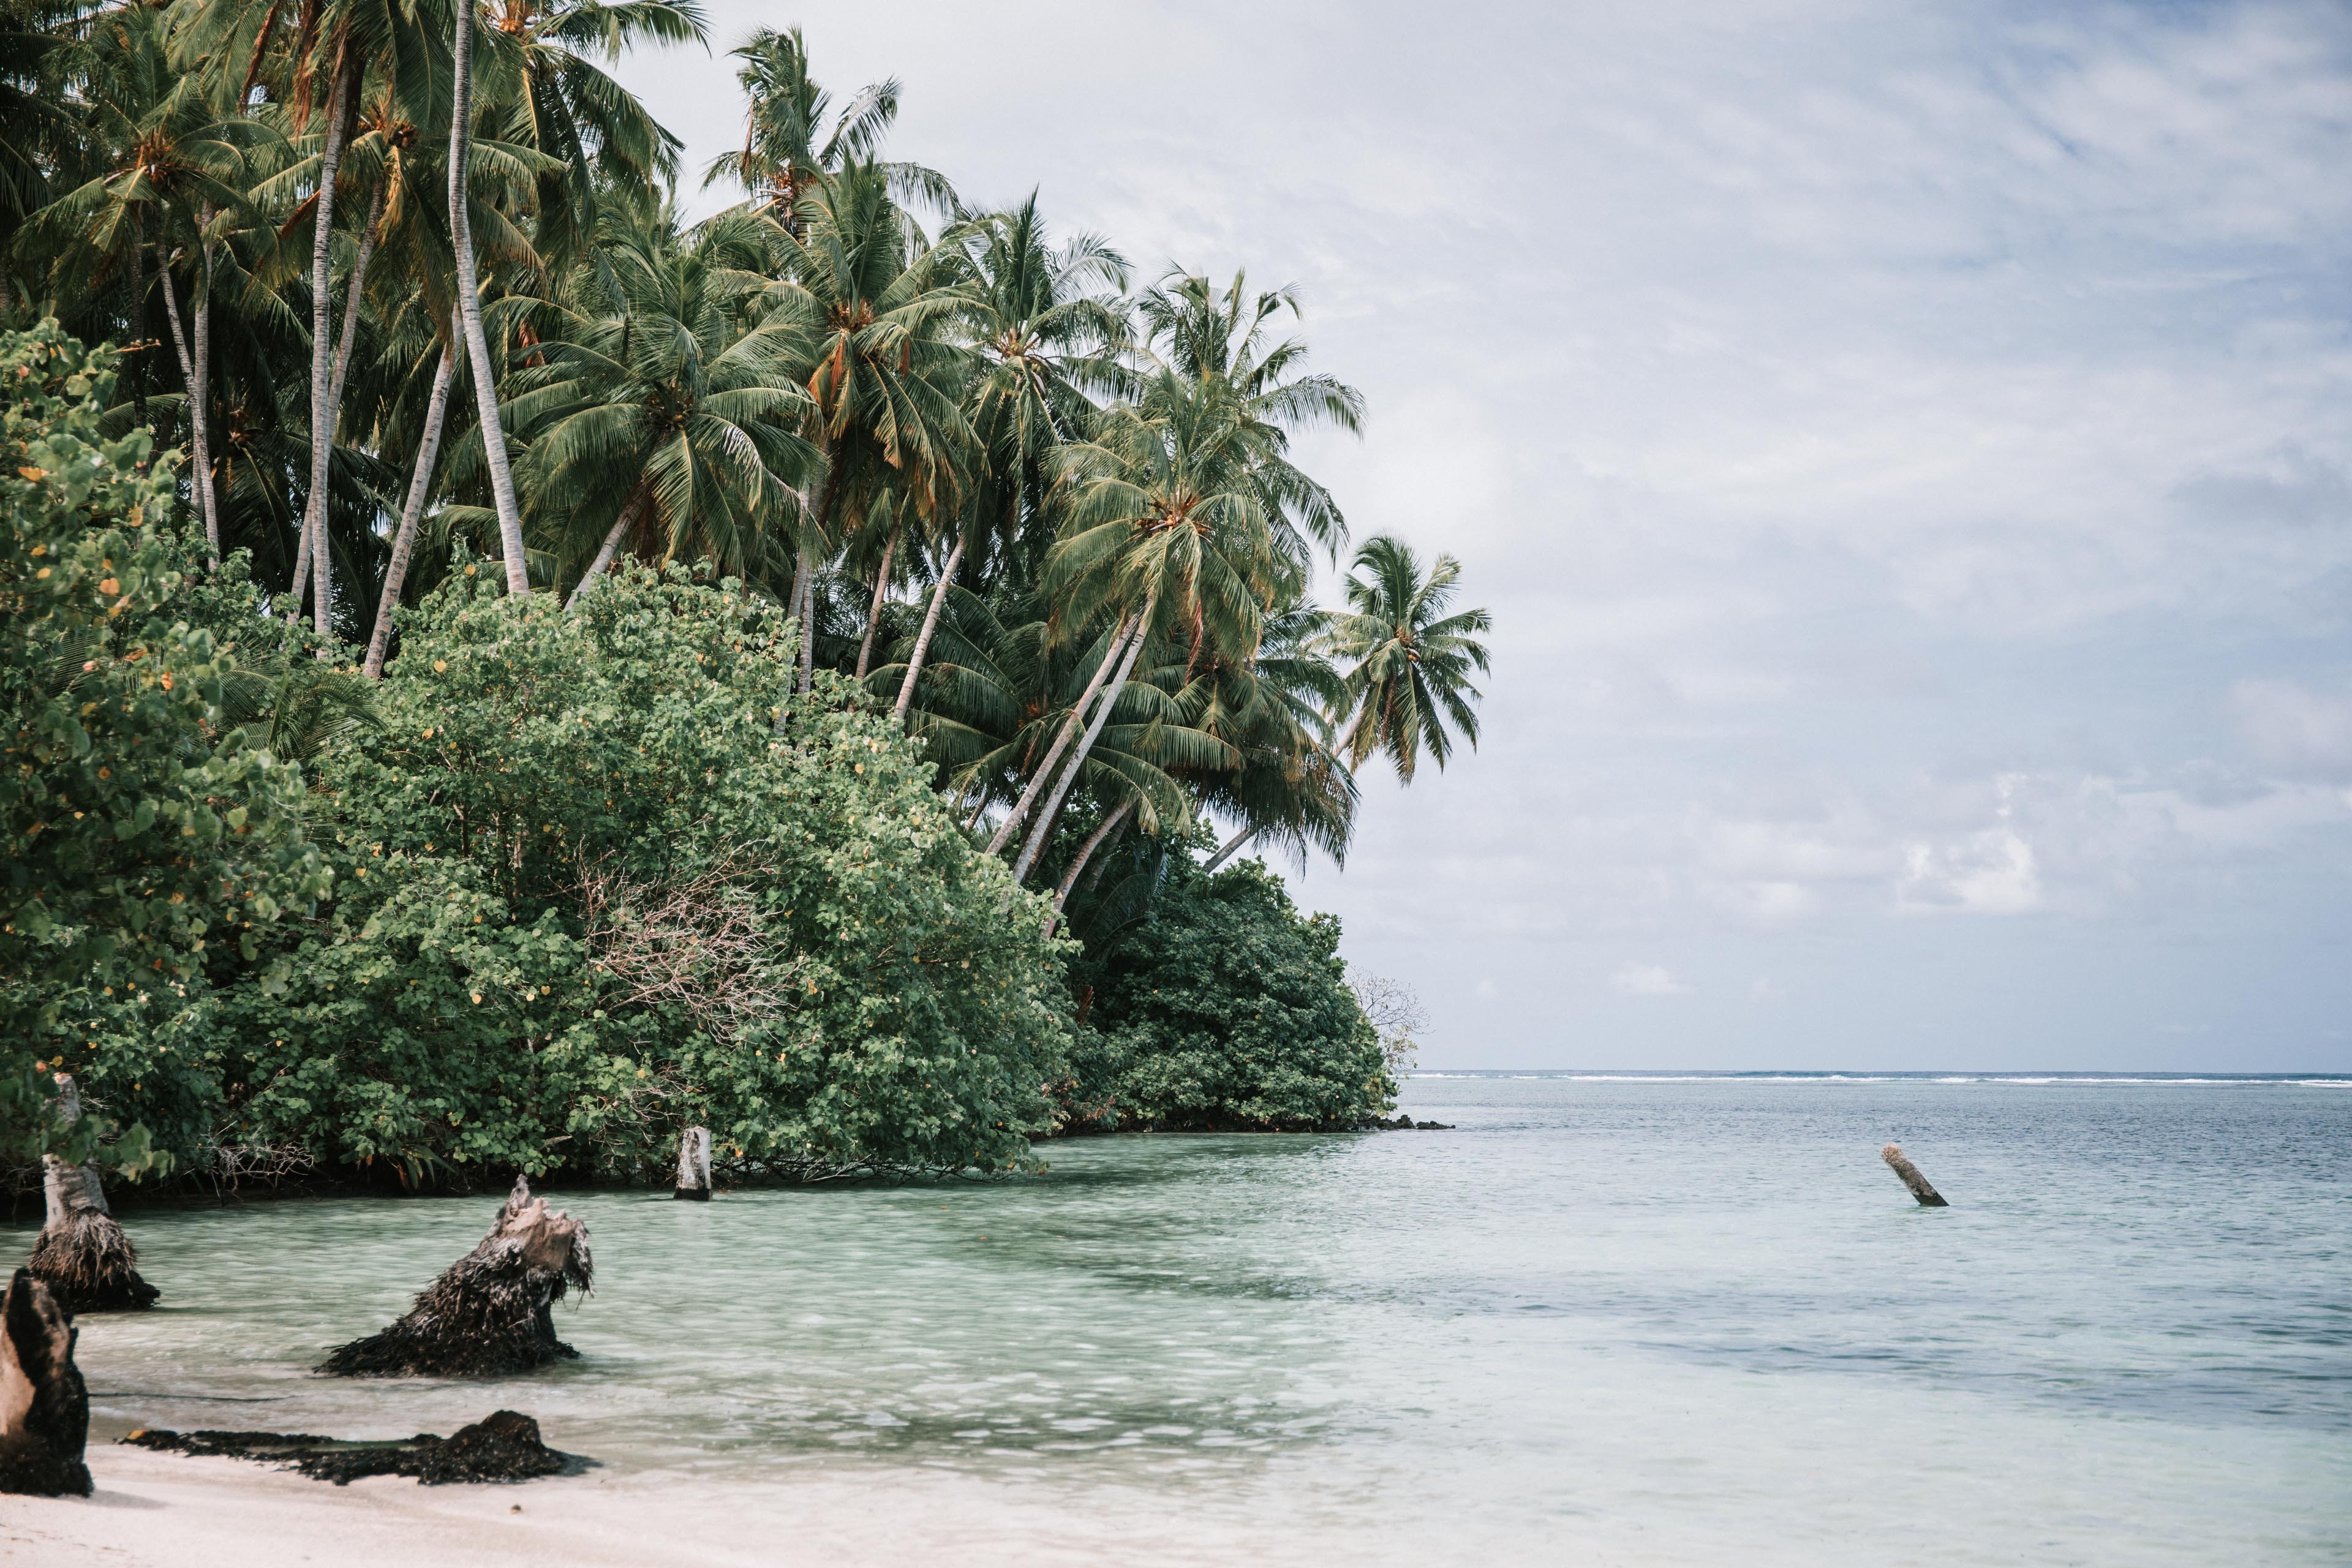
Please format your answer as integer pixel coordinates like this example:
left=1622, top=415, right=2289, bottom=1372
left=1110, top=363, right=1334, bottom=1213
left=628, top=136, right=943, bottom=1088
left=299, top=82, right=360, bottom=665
left=25, top=1073, right=2350, bottom=1564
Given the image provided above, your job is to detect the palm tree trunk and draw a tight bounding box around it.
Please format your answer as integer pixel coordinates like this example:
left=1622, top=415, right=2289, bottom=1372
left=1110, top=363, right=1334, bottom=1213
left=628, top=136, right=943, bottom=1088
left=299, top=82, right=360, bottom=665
left=568, top=484, right=647, bottom=609
left=303, top=50, right=353, bottom=639
left=892, top=532, right=964, bottom=723
left=792, top=460, right=842, bottom=695
left=797, top=560, right=816, bottom=691
left=155, top=247, right=217, bottom=560
left=1203, top=824, right=1257, bottom=873
left=328, top=179, right=385, bottom=412
left=983, top=611, right=1136, bottom=856
left=853, top=525, right=896, bottom=678
left=363, top=331, right=458, bottom=679
left=1052, top=798, right=1134, bottom=918
left=129, top=209, right=148, bottom=423
left=1011, top=592, right=1153, bottom=885
left=447, top=0, right=528, bottom=596
left=193, top=219, right=217, bottom=553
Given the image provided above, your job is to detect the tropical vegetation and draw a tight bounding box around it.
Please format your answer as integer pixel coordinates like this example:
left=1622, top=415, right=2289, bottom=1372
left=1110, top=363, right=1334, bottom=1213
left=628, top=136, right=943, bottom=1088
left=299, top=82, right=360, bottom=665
left=1, top=4, right=1492, bottom=1183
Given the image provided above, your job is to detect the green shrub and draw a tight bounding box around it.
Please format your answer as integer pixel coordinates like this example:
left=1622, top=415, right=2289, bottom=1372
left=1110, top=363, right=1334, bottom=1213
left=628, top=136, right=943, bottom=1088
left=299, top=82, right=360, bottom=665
left=1, top=323, right=326, bottom=1168
left=209, top=559, right=1072, bottom=1182
left=1066, top=853, right=1391, bottom=1132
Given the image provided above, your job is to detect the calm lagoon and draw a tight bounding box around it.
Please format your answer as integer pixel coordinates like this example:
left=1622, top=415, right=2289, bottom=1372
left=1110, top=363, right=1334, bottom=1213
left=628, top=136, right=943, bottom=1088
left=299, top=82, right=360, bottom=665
left=23, top=1074, right=2350, bottom=1564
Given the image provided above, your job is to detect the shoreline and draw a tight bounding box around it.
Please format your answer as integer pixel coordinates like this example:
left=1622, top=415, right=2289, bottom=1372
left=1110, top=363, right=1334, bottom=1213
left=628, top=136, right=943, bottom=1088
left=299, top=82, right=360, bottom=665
left=4, top=1436, right=1630, bottom=1568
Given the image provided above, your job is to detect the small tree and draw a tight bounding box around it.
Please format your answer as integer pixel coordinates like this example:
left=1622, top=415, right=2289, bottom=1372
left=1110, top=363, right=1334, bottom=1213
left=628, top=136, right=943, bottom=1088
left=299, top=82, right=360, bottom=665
left=1349, top=972, right=1427, bottom=1085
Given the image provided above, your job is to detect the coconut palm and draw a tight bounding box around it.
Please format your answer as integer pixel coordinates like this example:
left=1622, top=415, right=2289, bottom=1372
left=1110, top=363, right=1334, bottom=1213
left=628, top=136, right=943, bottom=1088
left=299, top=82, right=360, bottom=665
left=20, top=5, right=272, bottom=554
left=1321, top=534, right=1491, bottom=783
left=0, top=0, right=81, bottom=314
left=1137, top=266, right=1363, bottom=568
left=1003, top=369, right=1279, bottom=883
left=883, top=195, right=1125, bottom=716
left=473, top=0, right=706, bottom=270
left=703, top=24, right=949, bottom=238
left=759, top=160, right=973, bottom=691
left=497, top=204, right=815, bottom=603
left=437, top=0, right=530, bottom=595
left=1180, top=601, right=1357, bottom=870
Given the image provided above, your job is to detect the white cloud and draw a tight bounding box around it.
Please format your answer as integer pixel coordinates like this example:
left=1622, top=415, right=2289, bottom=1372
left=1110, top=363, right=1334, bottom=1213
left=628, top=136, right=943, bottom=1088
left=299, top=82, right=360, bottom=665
left=1901, top=829, right=2043, bottom=916
left=1614, top=963, right=1692, bottom=997
left=2231, top=679, right=2352, bottom=779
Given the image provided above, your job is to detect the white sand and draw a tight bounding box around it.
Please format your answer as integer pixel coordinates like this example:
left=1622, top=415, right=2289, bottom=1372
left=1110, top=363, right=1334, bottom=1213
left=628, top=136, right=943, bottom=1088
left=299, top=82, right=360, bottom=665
left=2, top=1442, right=1643, bottom=1568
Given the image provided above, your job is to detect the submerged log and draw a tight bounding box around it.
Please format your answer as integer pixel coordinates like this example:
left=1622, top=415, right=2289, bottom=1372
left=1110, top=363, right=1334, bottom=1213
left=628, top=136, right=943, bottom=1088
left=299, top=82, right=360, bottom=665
left=124, top=1409, right=576, bottom=1486
left=673, top=1125, right=712, bottom=1200
left=26, top=1074, right=158, bottom=1313
left=0, top=1269, right=92, bottom=1496
left=320, top=1177, right=593, bottom=1378
left=1881, top=1143, right=1950, bottom=1207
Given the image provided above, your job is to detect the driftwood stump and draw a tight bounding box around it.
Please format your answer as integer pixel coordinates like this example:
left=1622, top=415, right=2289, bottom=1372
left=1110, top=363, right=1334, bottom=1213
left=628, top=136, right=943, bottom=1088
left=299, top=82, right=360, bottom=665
left=1881, top=1143, right=1950, bottom=1207
left=26, top=1075, right=157, bottom=1313
left=320, top=1177, right=594, bottom=1378
left=0, top=1269, right=92, bottom=1496
left=125, top=1409, right=576, bottom=1486
left=673, top=1126, right=712, bottom=1200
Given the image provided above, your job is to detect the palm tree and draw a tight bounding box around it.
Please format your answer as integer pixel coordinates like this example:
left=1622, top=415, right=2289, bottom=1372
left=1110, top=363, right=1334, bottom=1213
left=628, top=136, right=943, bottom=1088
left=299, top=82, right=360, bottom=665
left=886, top=195, right=1125, bottom=718
left=473, top=0, right=706, bottom=270
left=0, top=0, right=80, bottom=314
left=1004, top=369, right=1280, bottom=884
left=703, top=24, right=949, bottom=238
left=497, top=204, right=815, bottom=603
left=1182, top=601, right=1358, bottom=871
left=446, top=0, right=530, bottom=595
left=759, top=161, right=972, bottom=692
left=1320, top=534, right=1492, bottom=783
left=20, top=6, right=270, bottom=555
left=1137, top=267, right=1363, bottom=570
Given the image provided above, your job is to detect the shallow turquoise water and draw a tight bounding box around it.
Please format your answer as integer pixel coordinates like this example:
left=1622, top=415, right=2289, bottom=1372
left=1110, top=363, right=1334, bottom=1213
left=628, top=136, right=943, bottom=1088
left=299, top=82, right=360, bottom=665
left=19, top=1076, right=2350, bottom=1563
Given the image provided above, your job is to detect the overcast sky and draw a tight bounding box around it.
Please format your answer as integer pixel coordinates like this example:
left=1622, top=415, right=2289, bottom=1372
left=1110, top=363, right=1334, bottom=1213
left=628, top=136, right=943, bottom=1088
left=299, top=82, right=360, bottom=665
left=616, top=0, right=2352, bottom=1071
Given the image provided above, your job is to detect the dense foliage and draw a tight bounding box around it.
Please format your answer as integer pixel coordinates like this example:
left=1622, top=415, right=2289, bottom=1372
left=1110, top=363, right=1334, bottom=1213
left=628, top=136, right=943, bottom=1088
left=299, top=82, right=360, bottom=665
left=203, top=560, right=1071, bottom=1181
left=1065, top=852, right=1389, bottom=1133
left=1, top=325, right=326, bottom=1166
left=2, top=7, right=1496, bottom=1186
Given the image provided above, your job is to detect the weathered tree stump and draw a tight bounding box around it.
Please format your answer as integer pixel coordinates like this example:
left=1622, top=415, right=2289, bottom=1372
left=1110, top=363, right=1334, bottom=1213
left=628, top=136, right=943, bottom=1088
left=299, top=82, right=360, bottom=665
left=673, top=1126, right=712, bottom=1200
left=26, top=1074, right=158, bottom=1313
left=320, top=1177, right=594, bottom=1378
left=1881, top=1143, right=1950, bottom=1207
left=0, top=1269, right=92, bottom=1496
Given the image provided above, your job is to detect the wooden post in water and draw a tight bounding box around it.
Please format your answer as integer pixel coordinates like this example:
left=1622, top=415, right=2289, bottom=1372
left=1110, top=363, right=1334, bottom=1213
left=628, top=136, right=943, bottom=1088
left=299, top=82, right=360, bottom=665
left=673, top=1126, right=712, bottom=1201
left=1880, top=1143, right=1949, bottom=1207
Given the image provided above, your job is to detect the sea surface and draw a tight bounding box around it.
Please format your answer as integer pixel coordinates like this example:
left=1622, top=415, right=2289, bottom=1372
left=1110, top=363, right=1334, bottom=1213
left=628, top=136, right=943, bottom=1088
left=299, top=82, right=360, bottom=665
left=19, top=1073, right=2351, bottom=1564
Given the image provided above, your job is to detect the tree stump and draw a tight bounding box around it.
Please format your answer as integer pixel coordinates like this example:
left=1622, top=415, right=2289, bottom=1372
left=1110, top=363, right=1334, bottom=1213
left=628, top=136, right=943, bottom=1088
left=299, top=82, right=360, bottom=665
left=125, top=1409, right=576, bottom=1485
left=0, top=1269, right=92, bottom=1496
left=673, top=1126, right=712, bottom=1200
left=320, top=1177, right=594, bottom=1378
left=26, top=1075, right=158, bottom=1313
left=1881, top=1143, right=1950, bottom=1207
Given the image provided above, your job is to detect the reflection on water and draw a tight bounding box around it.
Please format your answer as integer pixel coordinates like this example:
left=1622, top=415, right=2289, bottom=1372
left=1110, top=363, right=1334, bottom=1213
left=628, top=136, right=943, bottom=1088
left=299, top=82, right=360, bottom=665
left=18, top=1078, right=2351, bottom=1562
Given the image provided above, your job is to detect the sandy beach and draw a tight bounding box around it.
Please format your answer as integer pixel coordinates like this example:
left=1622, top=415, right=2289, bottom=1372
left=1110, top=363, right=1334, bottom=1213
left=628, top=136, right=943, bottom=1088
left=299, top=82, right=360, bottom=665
left=4, top=1443, right=1263, bottom=1568
left=2, top=1437, right=1674, bottom=1568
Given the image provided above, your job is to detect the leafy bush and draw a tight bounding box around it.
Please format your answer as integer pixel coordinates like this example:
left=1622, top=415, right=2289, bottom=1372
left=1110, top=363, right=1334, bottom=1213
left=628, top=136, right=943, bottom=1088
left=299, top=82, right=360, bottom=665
left=208, top=559, right=1072, bottom=1182
left=1, top=323, right=326, bottom=1167
left=1065, top=853, right=1392, bottom=1131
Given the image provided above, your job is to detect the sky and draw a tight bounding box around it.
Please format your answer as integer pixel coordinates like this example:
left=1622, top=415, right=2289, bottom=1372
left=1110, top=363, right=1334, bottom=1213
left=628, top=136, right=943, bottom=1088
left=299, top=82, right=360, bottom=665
left=614, top=0, right=2352, bottom=1071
